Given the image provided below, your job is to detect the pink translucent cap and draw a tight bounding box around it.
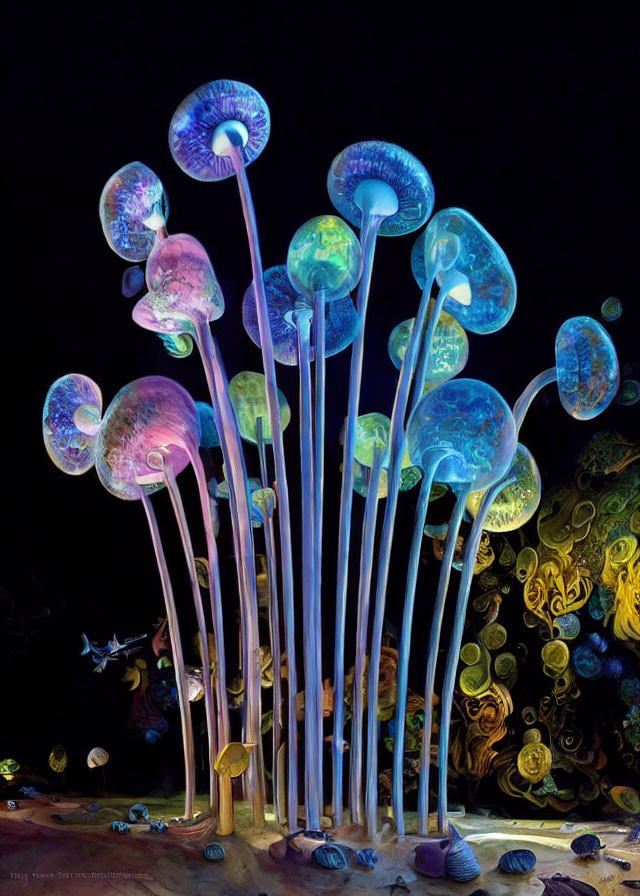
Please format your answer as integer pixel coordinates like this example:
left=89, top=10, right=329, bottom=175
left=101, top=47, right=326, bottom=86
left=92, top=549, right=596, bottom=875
left=135, top=233, right=224, bottom=335
left=94, top=376, right=200, bottom=501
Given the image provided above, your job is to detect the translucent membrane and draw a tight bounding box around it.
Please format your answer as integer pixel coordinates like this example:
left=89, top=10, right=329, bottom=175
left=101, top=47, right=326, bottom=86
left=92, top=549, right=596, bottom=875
left=100, top=162, right=168, bottom=261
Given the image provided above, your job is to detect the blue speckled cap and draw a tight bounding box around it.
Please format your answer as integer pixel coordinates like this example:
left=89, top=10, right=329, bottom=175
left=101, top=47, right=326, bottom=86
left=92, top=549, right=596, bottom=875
left=327, top=141, right=434, bottom=236
left=169, top=79, right=270, bottom=181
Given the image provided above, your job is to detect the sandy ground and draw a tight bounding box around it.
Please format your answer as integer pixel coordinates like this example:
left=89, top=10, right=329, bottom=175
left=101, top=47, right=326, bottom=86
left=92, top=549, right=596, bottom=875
left=1, top=795, right=639, bottom=895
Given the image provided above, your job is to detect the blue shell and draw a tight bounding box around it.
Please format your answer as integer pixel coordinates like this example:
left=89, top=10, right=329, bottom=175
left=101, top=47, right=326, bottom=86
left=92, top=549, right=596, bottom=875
left=312, top=843, right=348, bottom=870
left=128, top=802, right=149, bottom=822
left=87, top=802, right=101, bottom=812
left=110, top=821, right=129, bottom=833
left=499, top=848, right=537, bottom=872
left=444, top=825, right=482, bottom=882
left=149, top=820, right=168, bottom=833
left=570, top=833, right=604, bottom=857
left=243, top=266, right=359, bottom=366
left=356, top=848, right=378, bottom=868
left=203, top=841, right=226, bottom=861
left=328, top=141, right=434, bottom=237
left=122, top=265, right=146, bottom=298
left=169, top=80, right=270, bottom=182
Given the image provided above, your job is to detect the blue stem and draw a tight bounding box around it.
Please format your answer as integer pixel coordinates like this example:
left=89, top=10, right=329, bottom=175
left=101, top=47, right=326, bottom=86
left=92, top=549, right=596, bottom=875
left=232, top=149, right=298, bottom=828
left=313, top=289, right=326, bottom=817
left=296, top=308, right=321, bottom=828
left=331, top=211, right=381, bottom=823
left=392, top=448, right=452, bottom=836
left=416, top=489, right=469, bottom=836
left=349, top=449, right=384, bottom=824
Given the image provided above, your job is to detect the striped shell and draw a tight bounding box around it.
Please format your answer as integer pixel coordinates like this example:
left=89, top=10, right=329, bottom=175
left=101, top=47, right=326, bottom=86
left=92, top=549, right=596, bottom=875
left=499, top=848, right=537, bottom=872
left=312, top=844, right=348, bottom=870
left=203, top=842, right=226, bottom=861
left=444, top=826, right=481, bottom=882
left=570, top=833, right=603, bottom=857
left=356, top=848, right=378, bottom=868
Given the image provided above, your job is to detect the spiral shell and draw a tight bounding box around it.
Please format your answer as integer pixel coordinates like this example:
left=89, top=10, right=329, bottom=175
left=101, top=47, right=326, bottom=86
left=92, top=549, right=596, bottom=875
left=128, top=802, right=149, bottom=822
left=312, top=843, right=348, bottom=869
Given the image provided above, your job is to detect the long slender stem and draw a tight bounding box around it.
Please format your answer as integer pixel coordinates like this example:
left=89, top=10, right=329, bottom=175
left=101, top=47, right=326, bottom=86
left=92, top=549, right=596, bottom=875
left=416, top=489, right=469, bottom=836
left=163, top=464, right=218, bottom=813
left=194, top=320, right=264, bottom=827
left=231, top=150, right=298, bottom=828
left=313, top=289, right=326, bottom=818
left=436, top=475, right=516, bottom=832
left=349, top=449, right=384, bottom=824
left=363, top=275, right=437, bottom=835
left=295, top=308, right=321, bottom=828
left=513, top=367, right=557, bottom=431
left=189, top=448, right=235, bottom=834
left=392, top=449, right=451, bottom=836
left=263, top=509, right=284, bottom=823
left=256, top=416, right=269, bottom=488
left=332, top=211, right=381, bottom=823
left=141, top=493, right=195, bottom=821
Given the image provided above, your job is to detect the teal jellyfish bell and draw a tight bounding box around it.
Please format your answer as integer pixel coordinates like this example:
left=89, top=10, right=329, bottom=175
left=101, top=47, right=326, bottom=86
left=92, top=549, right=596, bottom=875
left=287, top=216, right=363, bottom=301
left=388, top=313, right=469, bottom=388
left=555, top=316, right=619, bottom=420
left=243, top=265, right=360, bottom=365
left=411, top=208, right=517, bottom=334
left=94, top=376, right=200, bottom=501
left=169, top=80, right=270, bottom=182
left=407, top=378, right=517, bottom=491
left=328, top=141, right=434, bottom=236
left=99, top=162, right=168, bottom=261
left=43, top=374, right=103, bottom=475
left=353, top=413, right=391, bottom=469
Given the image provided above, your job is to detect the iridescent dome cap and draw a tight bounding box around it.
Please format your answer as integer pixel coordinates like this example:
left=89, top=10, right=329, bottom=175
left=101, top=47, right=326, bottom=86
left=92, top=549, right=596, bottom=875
left=169, top=80, right=270, bottom=182
left=133, top=234, right=224, bottom=335
left=555, top=316, right=620, bottom=420
left=411, top=208, right=517, bottom=334
left=243, top=265, right=359, bottom=366
left=95, top=376, right=200, bottom=501
left=407, top=379, right=517, bottom=490
left=287, top=216, right=363, bottom=301
left=99, top=162, right=168, bottom=262
left=328, top=141, right=434, bottom=236
left=43, top=374, right=103, bottom=475
left=228, top=371, right=291, bottom=445
left=466, top=443, right=541, bottom=532
left=388, top=313, right=469, bottom=388
left=353, top=413, right=391, bottom=469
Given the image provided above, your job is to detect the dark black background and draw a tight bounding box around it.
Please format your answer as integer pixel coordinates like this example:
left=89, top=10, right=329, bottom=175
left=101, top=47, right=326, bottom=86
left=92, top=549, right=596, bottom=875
left=2, top=3, right=639, bottom=804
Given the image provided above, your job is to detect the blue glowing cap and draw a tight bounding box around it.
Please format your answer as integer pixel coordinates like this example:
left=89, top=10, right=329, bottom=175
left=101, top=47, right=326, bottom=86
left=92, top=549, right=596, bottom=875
left=412, top=208, right=516, bottom=334
left=99, top=162, right=168, bottom=262
left=406, top=378, right=517, bottom=490
left=555, top=316, right=619, bottom=420
left=328, top=141, right=434, bottom=236
left=169, top=80, right=270, bottom=181
left=43, top=374, right=103, bottom=475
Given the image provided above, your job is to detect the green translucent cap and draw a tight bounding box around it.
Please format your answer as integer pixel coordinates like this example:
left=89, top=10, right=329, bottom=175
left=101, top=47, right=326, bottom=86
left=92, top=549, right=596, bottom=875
left=228, top=371, right=291, bottom=445
left=287, top=215, right=363, bottom=301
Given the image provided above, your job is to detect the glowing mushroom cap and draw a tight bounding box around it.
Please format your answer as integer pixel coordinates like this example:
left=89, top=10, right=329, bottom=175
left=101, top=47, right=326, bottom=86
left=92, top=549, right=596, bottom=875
left=287, top=216, right=363, bottom=301
left=43, top=374, right=103, bottom=475
left=328, top=141, right=434, bottom=236
left=99, top=162, right=168, bottom=261
left=466, top=443, right=541, bottom=532
left=352, top=459, right=423, bottom=498
left=214, top=742, right=255, bottom=778
left=243, top=265, right=359, bottom=365
left=87, top=747, right=109, bottom=768
left=228, top=371, right=290, bottom=445
left=412, top=208, right=517, bottom=335
left=555, top=316, right=619, bottom=420
left=353, top=413, right=391, bottom=469
left=95, top=376, right=200, bottom=501
left=169, top=79, right=270, bottom=182
left=406, top=378, right=517, bottom=491
left=135, top=233, right=224, bottom=334
left=388, top=313, right=469, bottom=389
